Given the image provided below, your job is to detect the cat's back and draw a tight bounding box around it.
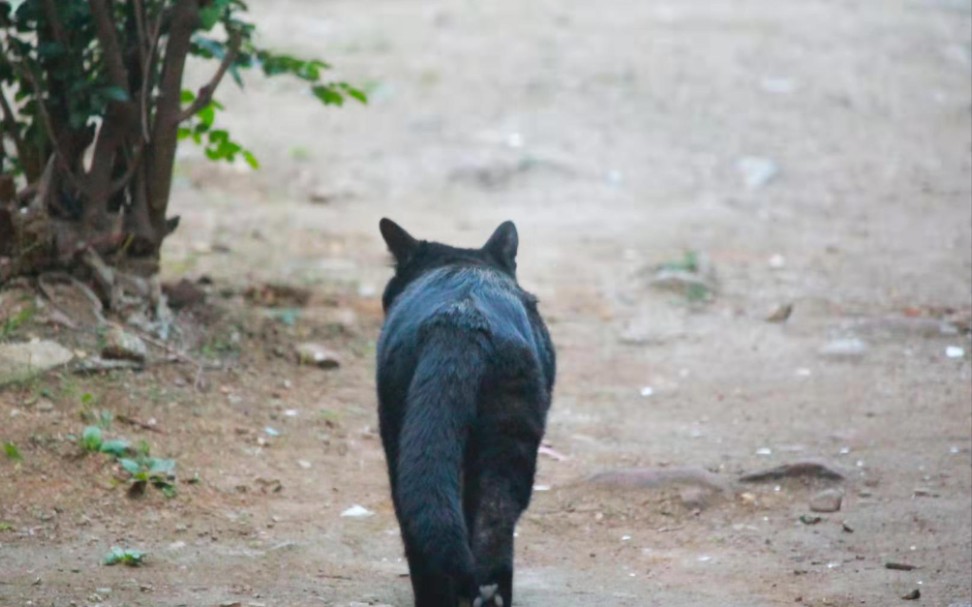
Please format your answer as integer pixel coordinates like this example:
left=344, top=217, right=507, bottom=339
left=380, top=265, right=536, bottom=353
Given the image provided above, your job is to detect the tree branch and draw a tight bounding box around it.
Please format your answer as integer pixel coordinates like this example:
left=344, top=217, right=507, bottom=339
left=133, top=0, right=148, bottom=71
left=109, top=144, right=144, bottom=196
left=40, top=0, right=70, bottom=51
left=139, top=8, right=165, bottom=142
left=11, top=60, right=89, bottom=196
left=147, top=0, right=199, bottom=228
left=176, top=30, right=241, bottom=122
left=88, top=0, right=130, bottom=92
left=86, top=0, right=142, bottom=229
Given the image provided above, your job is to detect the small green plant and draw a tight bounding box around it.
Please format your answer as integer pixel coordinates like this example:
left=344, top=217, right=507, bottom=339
left=684, top=283, right=711, bottom=303
left=659, top=250, right=700, bottom=273
left=656, top=250, right=713, bottom=303
left=119, top=452, right=177, bottom=498
left=199, top=325, right=242, bottom=358
left=81, top=426, right=104, bottom=452
left=3, top=441, right=22, bottom=461
left=0, top=522, right=14, bottom=532
left=78, top=424, right=176, bottom=497
left=0, top=305, right=35, bottom=340
left=103, top=546, right=146, bottom=567
left=80, top=407, right=113, bottom=429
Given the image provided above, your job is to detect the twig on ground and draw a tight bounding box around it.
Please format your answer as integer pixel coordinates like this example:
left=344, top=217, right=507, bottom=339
left=116, top=413, right=164, bottom=434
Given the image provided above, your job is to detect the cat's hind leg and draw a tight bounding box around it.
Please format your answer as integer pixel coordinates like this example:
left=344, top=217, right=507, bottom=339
left=465, top=428, right=540, bottom=606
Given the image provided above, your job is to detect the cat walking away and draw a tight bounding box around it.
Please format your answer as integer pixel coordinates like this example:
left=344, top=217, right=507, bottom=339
left=375, top=218, right=556, bottom=607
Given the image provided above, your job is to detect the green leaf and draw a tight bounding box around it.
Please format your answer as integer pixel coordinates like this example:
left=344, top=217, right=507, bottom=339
left=219, top=141, right=241, bottom=157
left=180, top=89, right=196, bottom=104
left=118, top=458, right=141, bottom=475
left=199, top=6, right=223, bottom=31
left=193, top=35, right=226, bottom=59
left=103, top=547, right=146, bottom=567
left=229, top=65, right=244, bottom=87
left=241, top=150, right=259, bottom=169
left=312, top=85, right=344, bottom=106
left=101, top=86, right=130, bottom=102
left=99, top=439, right=130, bottom=457
left=3, top=441, right=22, bottom=461
left=147, top=458, right=175, bottom=475
left=81, top=426, right=103, bottom=452
left=342, top=85, right=368, bottom=104
left=197, top=104, right=216, bottom=128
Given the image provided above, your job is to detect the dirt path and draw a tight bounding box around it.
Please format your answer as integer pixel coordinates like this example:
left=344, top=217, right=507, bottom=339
left=2, top=0, right=971, bottom=606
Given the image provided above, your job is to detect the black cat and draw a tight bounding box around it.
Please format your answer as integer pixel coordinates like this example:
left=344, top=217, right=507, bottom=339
left=376, top=218, right=556, bottom=607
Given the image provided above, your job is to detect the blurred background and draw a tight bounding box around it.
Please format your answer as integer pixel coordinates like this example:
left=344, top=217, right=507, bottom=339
left=2, top=1, right=971, bottom=606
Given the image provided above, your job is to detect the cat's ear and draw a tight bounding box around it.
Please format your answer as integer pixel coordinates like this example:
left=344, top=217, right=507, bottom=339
left=380, top=218, right=419, bottom=264
left=483, top=220, right=518, bottom=271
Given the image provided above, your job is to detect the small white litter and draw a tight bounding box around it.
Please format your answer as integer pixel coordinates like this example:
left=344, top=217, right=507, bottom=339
left=341, top=505, right=375, bottom=518
left=946, top=346, right=965, bottom=359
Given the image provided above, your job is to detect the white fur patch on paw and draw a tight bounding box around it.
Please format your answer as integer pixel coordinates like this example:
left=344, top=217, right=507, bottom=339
left=473, top=584, right=503, bottom=607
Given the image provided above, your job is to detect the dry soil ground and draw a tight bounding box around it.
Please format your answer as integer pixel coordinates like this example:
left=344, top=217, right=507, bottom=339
left=2, top=0, right=972, bottom=606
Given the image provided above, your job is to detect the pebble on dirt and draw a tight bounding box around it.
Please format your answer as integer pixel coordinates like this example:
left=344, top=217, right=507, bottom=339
left=809, top=488, right=844, bottom=513
left=902, top=589, right=921, bottom=600
left=295, top=343, right=341, bottom=369
left=102, top=325, right=148, bottom=362
left=736, top=156, right=779, bottom=189
left=766, top=303, right=793, bottom=323
left=819, top=338, right=869, bottom=359
left=161, top=279, right=206, bottom=309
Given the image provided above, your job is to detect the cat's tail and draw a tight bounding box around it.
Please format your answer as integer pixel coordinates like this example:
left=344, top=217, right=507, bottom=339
left=395, top=322, right=485, bottom=596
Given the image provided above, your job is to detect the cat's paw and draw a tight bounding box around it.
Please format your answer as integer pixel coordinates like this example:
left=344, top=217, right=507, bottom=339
left=472, top=584, right=504, bottom=607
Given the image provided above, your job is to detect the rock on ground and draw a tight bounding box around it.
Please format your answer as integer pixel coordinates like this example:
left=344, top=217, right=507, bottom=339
left=0, top=340, right=74, bottom=386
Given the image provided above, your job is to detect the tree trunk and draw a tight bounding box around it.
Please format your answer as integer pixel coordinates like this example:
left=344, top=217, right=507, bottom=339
left=145, top=0, right=199, bottom=255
